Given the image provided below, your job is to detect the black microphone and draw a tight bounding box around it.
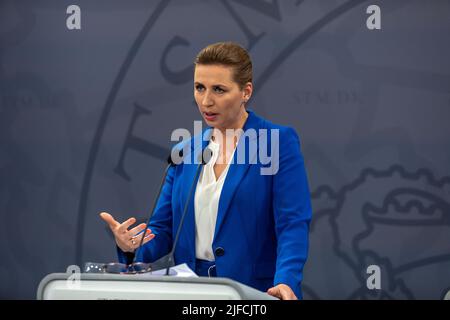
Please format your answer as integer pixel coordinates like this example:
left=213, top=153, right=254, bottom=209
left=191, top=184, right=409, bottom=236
left=132, top=148, right=184, bottom=264
left=150, top=147, right=213, bottom=275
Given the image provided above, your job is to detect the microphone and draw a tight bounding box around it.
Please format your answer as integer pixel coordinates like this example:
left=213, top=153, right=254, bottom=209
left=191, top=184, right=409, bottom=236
left=149, top=147, right=213, bottom=275
left=132, top=148, right=184, bottom=264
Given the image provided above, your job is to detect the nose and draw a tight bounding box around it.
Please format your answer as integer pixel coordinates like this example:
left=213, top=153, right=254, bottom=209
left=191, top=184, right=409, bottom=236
left=202, top=90, right=214, bottom=107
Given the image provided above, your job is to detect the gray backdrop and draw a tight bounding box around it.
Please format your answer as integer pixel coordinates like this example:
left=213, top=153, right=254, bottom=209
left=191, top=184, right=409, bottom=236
left=1, top=0, right=449, bottom=299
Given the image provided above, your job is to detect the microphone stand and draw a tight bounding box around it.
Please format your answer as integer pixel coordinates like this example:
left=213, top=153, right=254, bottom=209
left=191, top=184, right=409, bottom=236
left=150, top=147, right=212, bottom=275
left=132, top=160, right=175, bottom=265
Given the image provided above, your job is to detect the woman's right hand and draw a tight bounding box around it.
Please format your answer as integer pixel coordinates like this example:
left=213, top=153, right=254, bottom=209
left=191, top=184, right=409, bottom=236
left=99, top=212, right=155, bottom=253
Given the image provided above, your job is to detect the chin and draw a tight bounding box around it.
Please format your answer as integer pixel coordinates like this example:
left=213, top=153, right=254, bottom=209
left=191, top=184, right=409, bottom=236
left=205, top=118, right=221, bottom=126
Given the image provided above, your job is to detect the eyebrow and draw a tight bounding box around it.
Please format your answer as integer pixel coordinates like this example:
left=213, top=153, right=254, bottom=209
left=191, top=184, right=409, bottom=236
left=194, top=81, right=229, bottom=89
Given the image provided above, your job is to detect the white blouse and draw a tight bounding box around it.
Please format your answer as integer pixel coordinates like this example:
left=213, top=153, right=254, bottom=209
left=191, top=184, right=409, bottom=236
left=194, top=138, right=237, bottom=261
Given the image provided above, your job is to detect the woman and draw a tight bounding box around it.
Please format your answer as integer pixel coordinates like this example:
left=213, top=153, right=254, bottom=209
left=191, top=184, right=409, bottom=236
left=100, top=42, right=312, bottom=300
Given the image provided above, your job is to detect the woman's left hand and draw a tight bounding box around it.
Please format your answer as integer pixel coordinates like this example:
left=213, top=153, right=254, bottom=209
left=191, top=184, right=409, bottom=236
left=267, top=284, right=298, bottom=300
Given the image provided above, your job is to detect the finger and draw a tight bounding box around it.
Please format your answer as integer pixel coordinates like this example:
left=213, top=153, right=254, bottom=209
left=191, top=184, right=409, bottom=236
left=280, top=288, right=291, bottom=300
left=126, top=231, right=154, bottom=251
left=280, top=287, right=297, bottom=300
left=128, top=232, right=154, bottom=251
left=99, top=212, right=119, bottom=229
left=132, top=231, right=154, bottom=244
left=267, top=287, right=281, bottom=299
left=129, top=223, right=150, bottom=237
left=131, top=229, right=152, bottom=241
left=128, top=237, right=138, bottom=251
left=118, top=217, right=136, bottom=233
left=141, top=233, right=155, bottom=245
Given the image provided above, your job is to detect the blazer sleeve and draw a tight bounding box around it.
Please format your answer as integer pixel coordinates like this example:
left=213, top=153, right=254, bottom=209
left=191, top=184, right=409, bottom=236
left=272, top=126, right=312, bottom=298
left=117, top=164, right=175, bottom=264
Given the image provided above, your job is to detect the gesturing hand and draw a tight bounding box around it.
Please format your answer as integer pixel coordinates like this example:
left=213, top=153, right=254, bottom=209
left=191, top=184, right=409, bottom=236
left=99, top=212, right=155, bottom=253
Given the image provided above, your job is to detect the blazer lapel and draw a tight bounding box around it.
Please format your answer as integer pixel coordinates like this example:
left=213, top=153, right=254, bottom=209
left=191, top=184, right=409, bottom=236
left=213, top=110, right=262, bottom=240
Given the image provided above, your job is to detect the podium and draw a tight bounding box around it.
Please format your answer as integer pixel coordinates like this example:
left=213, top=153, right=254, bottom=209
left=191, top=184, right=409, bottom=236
left=37, top=273, right=277, bottom=300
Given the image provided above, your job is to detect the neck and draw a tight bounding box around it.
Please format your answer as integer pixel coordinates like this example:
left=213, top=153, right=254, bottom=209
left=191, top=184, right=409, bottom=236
left=214, top=108, right=249, bottom=137
left=211, top=108, right=249, bottom=150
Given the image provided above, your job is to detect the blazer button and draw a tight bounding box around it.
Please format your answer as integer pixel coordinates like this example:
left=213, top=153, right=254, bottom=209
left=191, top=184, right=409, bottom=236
left=214, top=247, right=225, bottom=257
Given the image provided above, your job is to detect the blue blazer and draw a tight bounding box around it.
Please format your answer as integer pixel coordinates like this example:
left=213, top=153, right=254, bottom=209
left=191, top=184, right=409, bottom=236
left=118, top=110, right=312, bottom=298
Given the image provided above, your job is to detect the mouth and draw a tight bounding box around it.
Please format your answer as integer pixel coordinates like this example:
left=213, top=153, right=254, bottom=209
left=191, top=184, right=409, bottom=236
left=203, top=112, right=218, bottom=121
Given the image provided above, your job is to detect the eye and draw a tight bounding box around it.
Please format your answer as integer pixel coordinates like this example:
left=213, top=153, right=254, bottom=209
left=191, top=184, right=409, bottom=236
left=213, top=86, right=225, bottom=93
left=195, top=84, right=205, bottom=92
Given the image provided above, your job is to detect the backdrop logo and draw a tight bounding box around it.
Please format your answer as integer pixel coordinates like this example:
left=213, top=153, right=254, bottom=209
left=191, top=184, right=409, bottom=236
left=305, top=165, right=450, bottom=299
left=293, top=90, right=364, bottom=105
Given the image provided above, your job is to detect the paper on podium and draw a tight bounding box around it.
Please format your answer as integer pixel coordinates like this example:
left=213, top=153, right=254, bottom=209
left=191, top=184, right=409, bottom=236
left=137, top=263, right=199, bottom=278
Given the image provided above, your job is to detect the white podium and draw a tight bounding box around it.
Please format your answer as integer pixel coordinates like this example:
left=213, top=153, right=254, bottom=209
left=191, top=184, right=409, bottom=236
left=37, top=273, right=277, bottom=300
